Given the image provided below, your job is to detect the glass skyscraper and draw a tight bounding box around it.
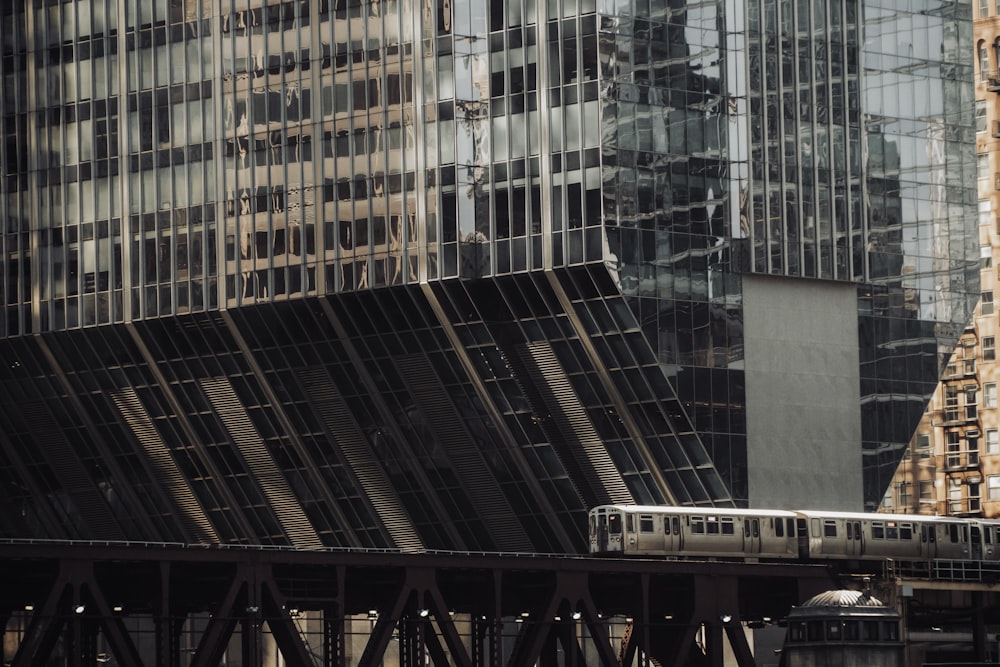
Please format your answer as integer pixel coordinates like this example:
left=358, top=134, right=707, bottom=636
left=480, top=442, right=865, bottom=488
left=0, top=0, right=979, bottom=551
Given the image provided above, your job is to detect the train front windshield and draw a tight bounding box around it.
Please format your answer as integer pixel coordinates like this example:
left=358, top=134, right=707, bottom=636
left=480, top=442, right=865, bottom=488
left=608, top=513, right=621, bottom=535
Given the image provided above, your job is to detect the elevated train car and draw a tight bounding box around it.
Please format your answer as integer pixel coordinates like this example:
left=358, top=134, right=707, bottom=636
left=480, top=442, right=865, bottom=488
left=794, top=510, right=970, bottom=561
left=589, top=505, right=1000, bottom=565
left=589, top=504, right=800, bottom=560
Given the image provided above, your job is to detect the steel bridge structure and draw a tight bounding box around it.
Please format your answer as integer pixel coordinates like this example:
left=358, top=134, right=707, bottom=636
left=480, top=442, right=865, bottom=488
left=0, top=542, right=842, bottom=667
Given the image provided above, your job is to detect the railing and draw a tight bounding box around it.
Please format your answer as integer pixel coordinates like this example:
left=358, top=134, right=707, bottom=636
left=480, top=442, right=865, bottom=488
left=942, top=451, right=981, bottom=470
left=885, top=558, right=1000, bottom=583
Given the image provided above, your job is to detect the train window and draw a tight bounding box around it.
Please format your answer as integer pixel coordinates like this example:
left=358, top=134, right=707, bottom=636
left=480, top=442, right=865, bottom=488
left=672, top=517, right=680, bottom=534
left=807, top=621, right=823, bottom=642
left=886, top=523, right=898, bottom=540
left=900, top=524, right=912, bottom=540
left=843, top=622, right=859, bottom=640
left=788, top=518, right=796, bottom=537
left=882, top=622, right=899, bottom=641
left=608, top=514, right=621, bottom=534
left=854, top=522, right=861, bottom=539
left=722, top=518, right=735, bottom=535
left=845, top=522, right=852, bottom=540
left=744, top=520, right=750, bottom=538
left=691, top=517, right=705, bottom=534
left=639, top=515, right=654, bottom=533
left=920, top=525, right=928, bottom=542
left=789, top=622, right=806, bottom=642
left=872, top=522, right=884, bottom=539
left=627, top=515, right=634, bottom=532
left=987, top=527, right=994, bottom=545
left=664, top=518, right=671, bottom=535
left=823, top=520, right=837, bottom=538
left=590, top=516, right=596, bottom=533
left=707, top=517, right=720, bottom=534
left=775, top=519, right=784, bottom=538
left=752, top=519, right=759, bottom=538
left=950, top=524, right=959, bottom=543
left=825, top=621, right=842, bottom=641
left=863, top=621, right=879, bottom=641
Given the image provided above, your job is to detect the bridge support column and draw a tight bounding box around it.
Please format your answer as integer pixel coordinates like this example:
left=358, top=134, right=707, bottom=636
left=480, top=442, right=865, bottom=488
left=973, top=591, right=988, bottom=663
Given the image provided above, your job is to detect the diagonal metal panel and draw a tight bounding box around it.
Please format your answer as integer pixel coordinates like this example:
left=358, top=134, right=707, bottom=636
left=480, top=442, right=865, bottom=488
left=199, top=378, right=322, bottom=549
left=512, top=343, right=634, bottom=505
left=111, top=388, right=219, bottom=544
left=395, top=355, right=534, bottom=552
left=299, top=368, right=425, bottom=553
left=16, top=401, right=124, bottom=541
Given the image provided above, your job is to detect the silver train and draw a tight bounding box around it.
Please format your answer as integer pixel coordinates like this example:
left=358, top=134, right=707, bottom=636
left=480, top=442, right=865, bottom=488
left=589, top=504, right=1000, bottom=564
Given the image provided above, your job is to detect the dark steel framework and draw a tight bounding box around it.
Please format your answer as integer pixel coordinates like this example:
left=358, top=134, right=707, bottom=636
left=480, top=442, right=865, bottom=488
left=0, top=544, right=838, bottom=667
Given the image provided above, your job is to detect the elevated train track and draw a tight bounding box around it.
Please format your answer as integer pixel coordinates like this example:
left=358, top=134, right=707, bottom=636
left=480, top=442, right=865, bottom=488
left=0, top=541, right=994, bottom=667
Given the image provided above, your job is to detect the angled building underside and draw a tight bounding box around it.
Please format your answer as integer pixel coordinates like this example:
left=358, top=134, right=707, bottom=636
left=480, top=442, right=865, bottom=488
left=0, top=0, right=980, bottom=552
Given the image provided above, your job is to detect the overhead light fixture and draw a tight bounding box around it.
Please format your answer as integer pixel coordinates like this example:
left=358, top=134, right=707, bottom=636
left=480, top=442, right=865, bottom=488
left=24, top=605, right=33, bottom=612
left=571, top=611, right=582, bottom=620
left=417, top=609, right=430, bottom=618
left=112, top=605, right=123, bottom=613
left=245, top=606, right=259, bottom=614
left=73, top=605, right=86, bottom=614
left=720, top=614, right=733, bottom=624
left=368, top=609, right=378, bottom=620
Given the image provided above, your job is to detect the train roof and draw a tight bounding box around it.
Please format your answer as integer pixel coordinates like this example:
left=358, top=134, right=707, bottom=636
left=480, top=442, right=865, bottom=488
left=590, top=505, right=978, bottom=524
left=589, top=504, right=798, bottom=518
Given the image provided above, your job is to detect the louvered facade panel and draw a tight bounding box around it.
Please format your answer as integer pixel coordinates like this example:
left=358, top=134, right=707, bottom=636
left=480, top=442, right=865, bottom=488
left=111, top=388, right=219, bottom=543
left=199, top=378, right=322, bottom=549
left=514, top=344, right=635, bottom=506
left=16, top=402, right=123, bottom=541
left=396, top=356, right=534, bottom=552
left=299, top=369, right=424, bottom=553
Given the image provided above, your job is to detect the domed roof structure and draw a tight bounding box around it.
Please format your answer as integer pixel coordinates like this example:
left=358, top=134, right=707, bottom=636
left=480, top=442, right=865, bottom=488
left=800, top=590, right=887, bottom=608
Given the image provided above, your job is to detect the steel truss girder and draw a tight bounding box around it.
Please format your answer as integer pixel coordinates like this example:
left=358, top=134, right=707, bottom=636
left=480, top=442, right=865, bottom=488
left=11, top=560, right=142, bottom=667
left=0, top=547, right=838, bottom=667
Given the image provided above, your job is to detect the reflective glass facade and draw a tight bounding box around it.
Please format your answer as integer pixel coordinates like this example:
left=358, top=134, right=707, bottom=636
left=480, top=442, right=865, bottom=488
left=0, top=0, right=979, bottom=550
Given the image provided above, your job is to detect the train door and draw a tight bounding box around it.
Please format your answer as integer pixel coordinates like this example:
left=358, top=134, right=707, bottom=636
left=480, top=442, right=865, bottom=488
left=663, top=515, right=682, bottom=553
left=972, top=524, right=983, bottom=562
left=796, top=519, right=810, bottom=559
left=603, top=511, right=623, bottom=553
left=845, top=521, right=862, bottom=557
left=744, top=517, right=761, bottom=553
left=919, top=523, right=937, bottom=559
left=596, top=513, right=609, bottom=552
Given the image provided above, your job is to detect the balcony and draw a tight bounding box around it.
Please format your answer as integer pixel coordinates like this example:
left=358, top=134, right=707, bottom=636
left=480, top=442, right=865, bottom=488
left=988, top=77, right=1000, bottom=92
